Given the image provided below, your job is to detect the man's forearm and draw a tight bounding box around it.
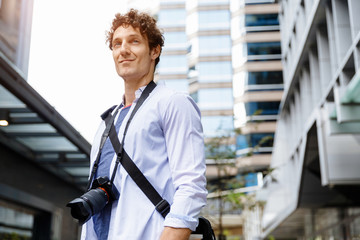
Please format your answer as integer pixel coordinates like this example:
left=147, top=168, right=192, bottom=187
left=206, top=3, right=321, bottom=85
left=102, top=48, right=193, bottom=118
left=159, top=226, right=192, bottom=240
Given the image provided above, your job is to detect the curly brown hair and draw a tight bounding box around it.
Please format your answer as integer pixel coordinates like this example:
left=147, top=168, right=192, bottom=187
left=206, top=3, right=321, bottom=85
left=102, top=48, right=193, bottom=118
left=106, top=9, right=164, bottom=67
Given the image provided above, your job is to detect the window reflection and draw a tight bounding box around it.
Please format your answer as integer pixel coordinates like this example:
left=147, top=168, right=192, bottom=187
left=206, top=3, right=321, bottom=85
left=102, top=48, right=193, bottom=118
left=197, top=61, right=232, bottom=83
left=196, top=88, right=233, bottom=110
left=199, top=10, right=230, bottom=30
left=245, top=14, right=279, bottom=27
left=163, top=32, right=187, bottom=49
left=158, top=9, right=186, bottom=27
left=157, top=79, right=189, bottom=93
left=247, top=42, right=281, bottom=55
left=245, top=101, right=280, bottom=116
left=236, top=133, right=274, bottom=151
left=198, top=0, right=229, bottom=5
left=198, top=35, right=231, bottom=56
left=0, top=201, right=34, bottom=239
left=202, top=115, right=234, bottom=137
left=247, top=71, right=283, bottom=85
left=158, top=55, right=187, bottom=74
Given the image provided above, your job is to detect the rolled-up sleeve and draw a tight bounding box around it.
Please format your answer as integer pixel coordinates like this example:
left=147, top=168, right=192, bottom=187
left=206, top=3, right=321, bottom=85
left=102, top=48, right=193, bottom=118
left=162, top=93, right=208, bottom=231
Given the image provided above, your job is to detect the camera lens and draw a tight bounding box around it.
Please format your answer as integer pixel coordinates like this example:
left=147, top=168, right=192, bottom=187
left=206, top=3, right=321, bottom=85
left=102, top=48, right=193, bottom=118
left=67, top=188, right=109, bottom=225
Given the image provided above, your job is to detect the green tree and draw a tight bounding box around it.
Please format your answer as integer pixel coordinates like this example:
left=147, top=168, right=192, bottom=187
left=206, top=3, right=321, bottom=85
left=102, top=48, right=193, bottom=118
left=205, top=130, right=243, bottom=240
left=204, top=126, right=275, bottom=239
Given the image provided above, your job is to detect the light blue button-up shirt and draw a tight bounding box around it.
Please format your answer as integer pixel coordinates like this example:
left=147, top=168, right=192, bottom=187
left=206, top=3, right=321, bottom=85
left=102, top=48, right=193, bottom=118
left=81, top=84, right=207, bottom=240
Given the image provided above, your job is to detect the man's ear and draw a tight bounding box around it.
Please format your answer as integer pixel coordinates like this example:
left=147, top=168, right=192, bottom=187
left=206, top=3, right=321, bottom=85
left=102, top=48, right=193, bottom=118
left=151, top=45, right=161, bottom=60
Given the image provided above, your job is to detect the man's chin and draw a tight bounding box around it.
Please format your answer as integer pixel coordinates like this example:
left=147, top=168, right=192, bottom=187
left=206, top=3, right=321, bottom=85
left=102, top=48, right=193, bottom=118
left=119, top=72, right=139, bottom=81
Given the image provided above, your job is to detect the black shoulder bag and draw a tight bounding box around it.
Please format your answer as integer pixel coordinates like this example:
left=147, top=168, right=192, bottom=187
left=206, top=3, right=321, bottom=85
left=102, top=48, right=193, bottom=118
left=102, top=81, right=216, bottom=240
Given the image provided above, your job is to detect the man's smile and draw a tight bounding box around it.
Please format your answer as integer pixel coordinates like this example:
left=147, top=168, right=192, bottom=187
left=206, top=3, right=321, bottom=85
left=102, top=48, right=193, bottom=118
left=119, top=59, right=134, bottom=64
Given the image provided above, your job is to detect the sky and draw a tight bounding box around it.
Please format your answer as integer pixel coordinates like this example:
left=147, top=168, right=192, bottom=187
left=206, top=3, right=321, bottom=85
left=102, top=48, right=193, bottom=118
left=28, top=1, right=157, bottom=142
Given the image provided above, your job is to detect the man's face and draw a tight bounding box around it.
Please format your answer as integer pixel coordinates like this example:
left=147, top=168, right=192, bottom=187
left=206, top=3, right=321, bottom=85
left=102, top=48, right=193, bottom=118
left=112, top=25, right=159, bottom=82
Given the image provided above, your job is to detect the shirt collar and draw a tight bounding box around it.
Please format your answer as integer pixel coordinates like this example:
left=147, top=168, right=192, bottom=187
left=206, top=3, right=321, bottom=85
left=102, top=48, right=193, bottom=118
left=134, top=85, right=147, bottom=102
left=121, top=84, right=148, bottom=106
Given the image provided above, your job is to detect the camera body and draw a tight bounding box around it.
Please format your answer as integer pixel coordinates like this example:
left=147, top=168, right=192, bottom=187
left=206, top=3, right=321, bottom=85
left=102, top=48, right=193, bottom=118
left=66, top=177, right=119, bottom=225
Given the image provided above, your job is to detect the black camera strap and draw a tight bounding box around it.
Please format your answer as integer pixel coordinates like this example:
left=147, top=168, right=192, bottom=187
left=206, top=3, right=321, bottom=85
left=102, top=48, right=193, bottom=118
left=107, top=123, right=170, bottom=218
left=106, top=96, right=216, bottom=239
left=88, top=80, right=215, bottom=239
left=87, top=81, right=155, bottom=190
left=86, top=105, right=120, bottom=190
left=105, top=81, right=170, bottom=218
left=87, top=80, right=170, bottom=217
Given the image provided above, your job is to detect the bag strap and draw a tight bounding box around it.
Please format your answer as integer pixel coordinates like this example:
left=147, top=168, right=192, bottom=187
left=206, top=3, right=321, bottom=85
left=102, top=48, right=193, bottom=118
left=104, top=81, right=170, bottom=218
left=192, top=217, right=216, bottom=240
left=103, top=82, right=214, bottom=238
left=108, top=124, right=215, bottom=239
left=107, top=127, right=170, bottom=217
left=87, top=81, right=155, bottom=190
left=86, top=105, right=120, bottom=190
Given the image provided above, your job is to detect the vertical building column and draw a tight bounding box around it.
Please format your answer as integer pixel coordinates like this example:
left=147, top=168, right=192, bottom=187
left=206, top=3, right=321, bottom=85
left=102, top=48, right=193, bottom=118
left=308, top=48, right=322, bottom=105
left=316, top=26, right=332, bottom=95
left=300, top=67, right=313, bottom=119
left=331, top=0, right=352, bottom=70
left=325, top=3, right=338, bottom=74
left=348, top=0, right=360, bottom=70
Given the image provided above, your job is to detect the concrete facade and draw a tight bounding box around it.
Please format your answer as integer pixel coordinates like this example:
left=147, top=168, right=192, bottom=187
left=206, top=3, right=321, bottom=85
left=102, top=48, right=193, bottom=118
left=261, top=0, right=360, bottom=239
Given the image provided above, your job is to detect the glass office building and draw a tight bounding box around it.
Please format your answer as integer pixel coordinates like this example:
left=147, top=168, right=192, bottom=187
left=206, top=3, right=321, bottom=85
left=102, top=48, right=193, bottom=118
left=231, top=0, right=282, bottom=171
left=157, top=0, right=189, bottom=93
left=158, top=0, right=234, bottom=138
left=230, top=1, right=282, bottom=238
left=157, top=0, right=282, bottom=238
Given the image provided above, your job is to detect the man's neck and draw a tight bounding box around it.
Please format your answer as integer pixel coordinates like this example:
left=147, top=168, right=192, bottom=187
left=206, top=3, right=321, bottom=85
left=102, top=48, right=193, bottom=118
left=123, top=78, right=153, bottom=106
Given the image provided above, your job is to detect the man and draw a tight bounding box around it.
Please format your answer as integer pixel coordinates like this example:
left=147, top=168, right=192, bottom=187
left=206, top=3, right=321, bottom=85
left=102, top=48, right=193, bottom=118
left=81, top=9, right=207, bottom=240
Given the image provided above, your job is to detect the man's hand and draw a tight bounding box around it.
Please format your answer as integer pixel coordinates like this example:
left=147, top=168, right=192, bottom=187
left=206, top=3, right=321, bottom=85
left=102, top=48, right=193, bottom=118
left=159, top=226, right=191, bottom=240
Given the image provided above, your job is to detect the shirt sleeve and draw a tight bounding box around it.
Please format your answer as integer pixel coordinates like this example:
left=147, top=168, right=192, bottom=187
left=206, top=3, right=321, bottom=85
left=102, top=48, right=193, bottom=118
left=162, top=93, right=208, bottom=231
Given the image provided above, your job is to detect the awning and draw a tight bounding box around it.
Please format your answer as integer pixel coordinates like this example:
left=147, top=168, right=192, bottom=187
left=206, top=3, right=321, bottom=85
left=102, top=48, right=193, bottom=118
left=0, top=51, right=90, bottom=191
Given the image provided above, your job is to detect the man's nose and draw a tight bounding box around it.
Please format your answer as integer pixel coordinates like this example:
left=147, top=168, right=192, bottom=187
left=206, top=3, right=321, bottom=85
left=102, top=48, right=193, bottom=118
left=120, top=42, right=130, bottom=55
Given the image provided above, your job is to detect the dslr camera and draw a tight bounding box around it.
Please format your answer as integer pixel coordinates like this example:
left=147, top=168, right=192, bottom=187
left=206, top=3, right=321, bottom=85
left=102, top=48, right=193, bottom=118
left=66, top=177, right=119, bottom=225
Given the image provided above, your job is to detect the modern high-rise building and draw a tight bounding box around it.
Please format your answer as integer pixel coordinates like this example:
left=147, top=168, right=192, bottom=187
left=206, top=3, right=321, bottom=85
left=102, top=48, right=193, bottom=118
left=261, top=0, right=360, bottom=239
left=186, top=0, right=234, bottom=140
left=185, top=0, right=241, bottom=237
left=156, top=0, right=189, bottom=93
left=230, top=1, right=282, bottom=238
left=157, top=0, right=282, bottom=238
left=231, top=0, right=282, bottom=176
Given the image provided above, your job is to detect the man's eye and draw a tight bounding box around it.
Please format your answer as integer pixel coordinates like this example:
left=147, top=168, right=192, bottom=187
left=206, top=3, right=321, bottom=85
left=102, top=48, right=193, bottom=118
left=133, top=39, right=139, bottom=43
left=113, top=42, right=121, bottom=47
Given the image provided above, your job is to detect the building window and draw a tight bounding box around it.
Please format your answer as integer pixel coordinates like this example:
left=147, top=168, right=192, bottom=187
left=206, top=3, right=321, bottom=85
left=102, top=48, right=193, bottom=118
left=245, top=101, right=280, bottom=116
left=236, top=133, right=274, bottom=151
left=247, top=42, right=281, bottom=55
left=163, top=31, right=187, bottom=50
left=247, top=71, right=283, bottom=85
left=157, top=79, right=189, bottom=93
left=202, top=115, right=234, bottom=137
left=199, top=10, right=230, bottom=30
left=158, top=9, right=186, bottom=27
left=196, top=88, right=233, bottom=110
left=198, top=35, right=231, bottom=56
left=244, top=172, right=261, bottom=187
left=197, top=61, right=232, bottom=83
left=160, top=0, right=185, bottom=5
left=0, top=201, right=34, bottom=240
left=245, top=0, right=275, bottom=4
left=158, top=55, right=187, bottom=74
left=198, top=0, right=229, bottom=6
left=245, top=14, right=279, bottom=27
